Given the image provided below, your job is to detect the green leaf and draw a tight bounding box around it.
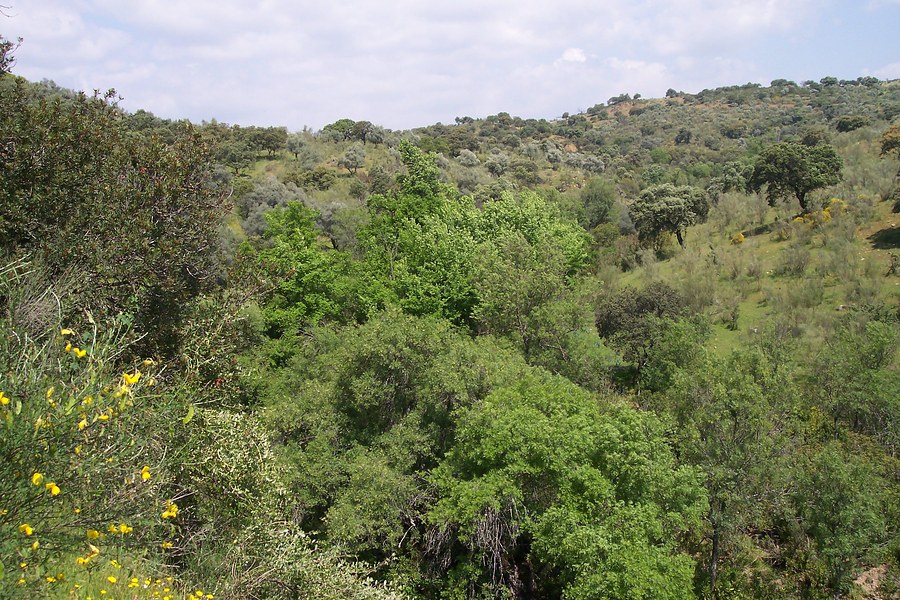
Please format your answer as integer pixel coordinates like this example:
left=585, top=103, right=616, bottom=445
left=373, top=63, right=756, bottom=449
left=183, top=404, right=195, bottom=425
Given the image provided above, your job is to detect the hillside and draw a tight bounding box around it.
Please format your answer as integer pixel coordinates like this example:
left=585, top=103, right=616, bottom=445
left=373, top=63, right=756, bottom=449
left=2, top=34, right=899, bottom=600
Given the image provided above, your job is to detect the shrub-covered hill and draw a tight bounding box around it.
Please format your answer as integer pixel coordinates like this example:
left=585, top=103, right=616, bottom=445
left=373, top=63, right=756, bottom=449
left=2, top=32, right=899, bottom=599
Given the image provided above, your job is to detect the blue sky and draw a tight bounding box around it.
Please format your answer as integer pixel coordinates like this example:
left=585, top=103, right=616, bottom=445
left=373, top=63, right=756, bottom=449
left=3, top=1, right=899, bottom=131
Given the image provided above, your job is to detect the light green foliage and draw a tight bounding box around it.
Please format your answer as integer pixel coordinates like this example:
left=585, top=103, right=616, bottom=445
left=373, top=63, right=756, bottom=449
left=258, top=201, right=380, bottom=333
left=183, top=408, right=286, bottom=528
left=748, top=142, right=843, bottom=213
left=429, top=374, right=707, bottom=598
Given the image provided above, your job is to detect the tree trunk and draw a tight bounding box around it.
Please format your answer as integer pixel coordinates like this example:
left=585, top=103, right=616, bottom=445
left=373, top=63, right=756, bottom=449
left=675, top=229, right=685, bottom=248
left=711, top=524, right=720, bottom=600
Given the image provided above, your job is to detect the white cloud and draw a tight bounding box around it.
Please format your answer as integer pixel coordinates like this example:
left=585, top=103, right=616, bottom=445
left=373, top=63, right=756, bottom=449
left=559, top=48, right=587, bottom=64
left=3, top=0, right=896, bottom=130
left=872, top=61, right=900, bottom=79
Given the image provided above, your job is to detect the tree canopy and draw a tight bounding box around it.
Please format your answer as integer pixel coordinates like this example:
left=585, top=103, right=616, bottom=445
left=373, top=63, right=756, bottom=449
left=748, top=141, right=843, bottom=213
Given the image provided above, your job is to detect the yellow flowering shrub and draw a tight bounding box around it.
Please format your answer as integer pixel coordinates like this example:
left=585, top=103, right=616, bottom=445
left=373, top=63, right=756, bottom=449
left=0, top=309, right=189, bottom=596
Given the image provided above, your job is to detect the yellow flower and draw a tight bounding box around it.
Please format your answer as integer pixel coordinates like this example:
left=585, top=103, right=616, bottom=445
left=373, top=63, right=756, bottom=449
left=108, top=523, right=118, bottom=534
left=122, top=371, right=141, bottom=385
left=88, top=544, right=100, bottom=556
left=46, top=576, right=57, bottom=583
left=19, top=523, right=33, bottom=536
left=61, top=328, right=75, bottom=336
left=20, top=562, right=27, bottom=569
left=142, top=358, right=156, bottom=366
left=45, top=482, right=61, bottom=496
left=98, top=413, right=109, bottom=422
left=87, top=529, right=101, bottom=539
left=74, top=445, right=82, bottom=455
left=141, top=465, right=152, bottom=481
left=65, top=341, right=73, bottom=352
left=118, top=523, right=133, bottom=534
left=107, top=575, right=117, bottom=584
left=73, top=347, right=87, bottom=358
left=31, top=540, right=40, bottom=550
left=0, top=391, right=9, bottom=405
left=46, top=387, right=54, bottom=400
left=128, top=577, right=139, bottom=588
left=32, top=472, right=43, bottom=486
left=160, top=541, right=173, bottom=549
left=74, top=507, right=81, bottom=513
left=78, top=418, right=88, bottom=430
left=161, top=499, right=178, bottom=519
left=76, top=557, right=89, bottom=566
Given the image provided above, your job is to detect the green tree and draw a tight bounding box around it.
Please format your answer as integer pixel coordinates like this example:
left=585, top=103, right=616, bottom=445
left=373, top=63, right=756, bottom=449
left=338, top=142, right=365, bottom=174
left=0, top=83, right=227, bottom=356
left=581, top=177, right=616, bottom=228
left=595, top=282, right=686, bottom=377
left=748, top=141, right=843, bottom=213
left=429, top=374, right=707, bottom=598
left=629, top=183, right=708, bottom=248
left=661, top=348, right=790, bottom=598
left=792, top=444, right=888, bottom=599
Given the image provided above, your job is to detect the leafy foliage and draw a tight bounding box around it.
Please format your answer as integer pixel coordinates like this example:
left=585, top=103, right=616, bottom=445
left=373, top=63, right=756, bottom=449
left=748, top=142, right=843, bottom=212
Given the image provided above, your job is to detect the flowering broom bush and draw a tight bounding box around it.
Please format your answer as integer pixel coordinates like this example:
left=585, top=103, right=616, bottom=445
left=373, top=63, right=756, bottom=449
left=0, top=270, right=195, bottom=597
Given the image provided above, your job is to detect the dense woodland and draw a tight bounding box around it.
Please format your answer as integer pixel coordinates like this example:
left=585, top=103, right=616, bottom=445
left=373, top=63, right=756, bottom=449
left=1, top=34, right=899, bottom=599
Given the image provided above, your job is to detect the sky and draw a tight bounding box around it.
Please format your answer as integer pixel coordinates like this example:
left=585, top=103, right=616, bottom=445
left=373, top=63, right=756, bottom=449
left=3, top=1, right=899, bottom=131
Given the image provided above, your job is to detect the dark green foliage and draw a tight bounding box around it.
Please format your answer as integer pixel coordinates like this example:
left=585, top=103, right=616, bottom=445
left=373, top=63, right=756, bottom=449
left=0, top=82, right=227, bottom=356
left=595, top=281, right=686, bottom=372
left=630, top=183, right=708, bottom=248
left=581, top=177, right=616, bottom=228
left=834, top=114, right=869, bottom=133
left=791, top=443, right=889, bottom=598
left=748, top=141, right=843, bottom=212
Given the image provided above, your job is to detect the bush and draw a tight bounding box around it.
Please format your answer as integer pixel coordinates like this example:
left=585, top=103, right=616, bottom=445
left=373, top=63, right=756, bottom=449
left=0, top=295, right=186, bottom=595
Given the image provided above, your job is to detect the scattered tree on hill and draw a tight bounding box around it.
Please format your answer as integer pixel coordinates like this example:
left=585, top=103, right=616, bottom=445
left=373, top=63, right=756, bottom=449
left=748, top=141, right=843, bottom=213
left=338, top=142, right=365, bottom=174
left=630, top=184, right=708, bottom=248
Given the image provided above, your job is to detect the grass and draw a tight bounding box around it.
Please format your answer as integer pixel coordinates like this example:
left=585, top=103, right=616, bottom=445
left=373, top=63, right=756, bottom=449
left=611, top=191, right=899, bottom=359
